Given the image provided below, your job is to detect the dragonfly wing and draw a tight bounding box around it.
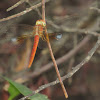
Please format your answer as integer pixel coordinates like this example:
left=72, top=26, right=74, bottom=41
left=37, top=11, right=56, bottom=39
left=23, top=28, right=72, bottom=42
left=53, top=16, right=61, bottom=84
left=0, top=36, right=34, bottom=54
left=48, top=32, right=62, bottom=40
left=13, top=24, right=34, bottom=36
left=0, top=24, right=34, bottom=45
left=38, top=32, right=62, bottom=49
left=0, top=24, right=34, bottom=54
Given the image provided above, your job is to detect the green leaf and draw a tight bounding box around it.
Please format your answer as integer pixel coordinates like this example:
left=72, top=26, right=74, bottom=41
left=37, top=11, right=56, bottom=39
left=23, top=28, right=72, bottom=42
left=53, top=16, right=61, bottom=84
left=3, top=77, right=49, bottom=100
left=8, top=83, right=20, bottom=100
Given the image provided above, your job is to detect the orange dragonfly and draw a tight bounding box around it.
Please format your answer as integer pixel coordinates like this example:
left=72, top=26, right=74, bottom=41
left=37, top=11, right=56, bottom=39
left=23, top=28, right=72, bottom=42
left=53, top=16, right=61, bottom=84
left=27, top=20, right=47, bottom=68
left=0, top=19, right=62, bottom=68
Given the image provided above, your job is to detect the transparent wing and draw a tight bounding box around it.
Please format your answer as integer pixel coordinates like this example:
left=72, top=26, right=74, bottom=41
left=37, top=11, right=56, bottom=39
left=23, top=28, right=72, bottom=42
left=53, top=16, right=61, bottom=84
left=38, top=32, right=62, bottom=49
left=0, top=24, right=34, bottom=54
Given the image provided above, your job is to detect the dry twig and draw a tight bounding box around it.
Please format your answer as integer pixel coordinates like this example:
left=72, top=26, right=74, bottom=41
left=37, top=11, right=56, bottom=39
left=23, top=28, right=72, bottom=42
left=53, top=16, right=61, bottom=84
left=19, top=36, right=100, bottom=100
left=23, top=35, right=91, bottom=79
left=13, top=35, right=91, bottom=84
left=0, top=0, right=50, bottom=22
left=90, top=7, right=100, bottom=13
left=42, top=0, right=68, bottom=98
left=7, top=0, right=28, bottom=11
left=47, top=20, right=100, bottom=37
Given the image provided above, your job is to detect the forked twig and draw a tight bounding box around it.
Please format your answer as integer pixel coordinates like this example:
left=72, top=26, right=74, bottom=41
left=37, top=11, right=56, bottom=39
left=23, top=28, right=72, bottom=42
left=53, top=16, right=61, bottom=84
left=19, top=36, right=100, bottom=100
left=41, top=0, right=68, bottom=98
left=19, top=1, right=100, bottom=99
left=18, top=35, right=91, bottom=80
left=0, top=0, right=50, bottom=22
left=46, top=19, right=100, bottom=37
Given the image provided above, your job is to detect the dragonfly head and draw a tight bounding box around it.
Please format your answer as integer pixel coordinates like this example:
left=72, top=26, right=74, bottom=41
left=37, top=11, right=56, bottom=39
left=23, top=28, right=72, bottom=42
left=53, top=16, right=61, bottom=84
left=36, top=20, right=46, bottom=27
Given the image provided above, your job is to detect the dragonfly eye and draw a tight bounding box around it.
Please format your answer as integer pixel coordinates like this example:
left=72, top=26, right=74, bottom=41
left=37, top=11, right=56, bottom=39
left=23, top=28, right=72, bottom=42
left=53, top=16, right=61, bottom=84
left=56, top=34, right=62, bottom=39
left=42, top=22, right=46, bottom=27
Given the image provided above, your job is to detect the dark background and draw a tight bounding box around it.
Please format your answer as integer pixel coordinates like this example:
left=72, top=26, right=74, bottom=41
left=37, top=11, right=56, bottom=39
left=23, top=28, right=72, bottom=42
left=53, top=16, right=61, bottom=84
left=0, top=0, right=100, bottom=100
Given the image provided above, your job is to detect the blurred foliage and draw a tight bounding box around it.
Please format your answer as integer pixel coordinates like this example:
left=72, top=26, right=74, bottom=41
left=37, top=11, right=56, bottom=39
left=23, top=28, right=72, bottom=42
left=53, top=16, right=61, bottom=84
left=0, top=0, right=100, bottom=100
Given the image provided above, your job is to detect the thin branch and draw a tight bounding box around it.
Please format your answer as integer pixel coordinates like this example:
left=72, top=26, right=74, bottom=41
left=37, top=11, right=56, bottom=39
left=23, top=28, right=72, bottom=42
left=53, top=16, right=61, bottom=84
left=42, top=0, right=45, bottom=21
left=13, top=35, right=91, bottom=83
left=46, top=19, right=100, bottom=37
left=42, top=0, right=68, bottom=98
left=47, top=35, right=68, bottom=98
left=67, top=34, right=77, bottom=84
left=61, top=27, right=100, bottom=37
left=21, top=35, right=91, bottom=80
left=46, top=4, right=99, bottom=37
left=90, top=7, right=100, bottom=13
left=7, top=0, right=28, bottom=11
left=19, top=36, right=100, bottom=100
left=0, top=0, right=50, bottom=22
left=26, top=1, right=42, bottom=18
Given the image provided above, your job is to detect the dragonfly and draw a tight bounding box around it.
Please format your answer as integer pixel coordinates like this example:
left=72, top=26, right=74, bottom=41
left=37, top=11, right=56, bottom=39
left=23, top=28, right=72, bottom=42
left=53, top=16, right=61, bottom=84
left=27, top=20, right=48, bottom=68
left=0, top=19, right=62, bottom=69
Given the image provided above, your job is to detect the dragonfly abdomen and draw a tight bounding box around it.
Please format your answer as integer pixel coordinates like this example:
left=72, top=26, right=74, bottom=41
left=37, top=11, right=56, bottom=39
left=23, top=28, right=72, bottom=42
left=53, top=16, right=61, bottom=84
left=28, top=35, right=39, bottom=68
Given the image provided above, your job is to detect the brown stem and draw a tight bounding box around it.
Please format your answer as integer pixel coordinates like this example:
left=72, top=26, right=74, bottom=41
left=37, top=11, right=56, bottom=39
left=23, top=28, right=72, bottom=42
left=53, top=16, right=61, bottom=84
left=42, top=0, right=45, bottom=21
left=46, top=39, right=68, bottom=98
left=19, top=36, right=100, bottom=100
left=0, top=0, right=50, bottom=22
left=41, top=0, right=68, bottom=98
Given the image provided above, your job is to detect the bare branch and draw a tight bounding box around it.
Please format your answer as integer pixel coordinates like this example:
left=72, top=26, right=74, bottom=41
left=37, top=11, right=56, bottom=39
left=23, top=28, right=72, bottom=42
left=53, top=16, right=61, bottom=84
left=19, top=35, right=91, bottom=81
left=19, top=36, right=100, bottom=100
left=90, top=7, right=100, bottom=13
left=61, top=28, right=100, bottom=37
left=0, top=0, right=50, bottom=22
left=42, top=0, right=68, bottom=98
left=47, top=19, right=100, bottom=37
left=7, top=0, right=28, bottom=11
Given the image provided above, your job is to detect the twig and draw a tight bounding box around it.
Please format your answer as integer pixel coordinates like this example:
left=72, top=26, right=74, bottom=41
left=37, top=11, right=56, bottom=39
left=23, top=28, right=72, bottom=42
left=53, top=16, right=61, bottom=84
left=67, top=58, right=74, bottom=84
left=42, top=0, right=45, bottom=21
left=67, top=34, right=77, bottom=84
left=47, top=19, right=100, bottom=37
left=46, top=3, right=99, bottom=37
left=19, top=36, right=100, bottom=100
left=14, top=35, right=91, bottom=83
left=0, top=0, right=50, bottom=22
left=46, top=34, right=68, bottom=98
left=7, top=0, right=42, bottom=18
left=7, top=0, right=28, bottom=11
left=42, top=0, right=68, bottom=98
left=62, top=28, right=100, bottom=37
left=22, top=35, right=91, bottom=80
left=26, top=1, right=42, bottom=18
left=90, top=7, right=100, bottom=13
